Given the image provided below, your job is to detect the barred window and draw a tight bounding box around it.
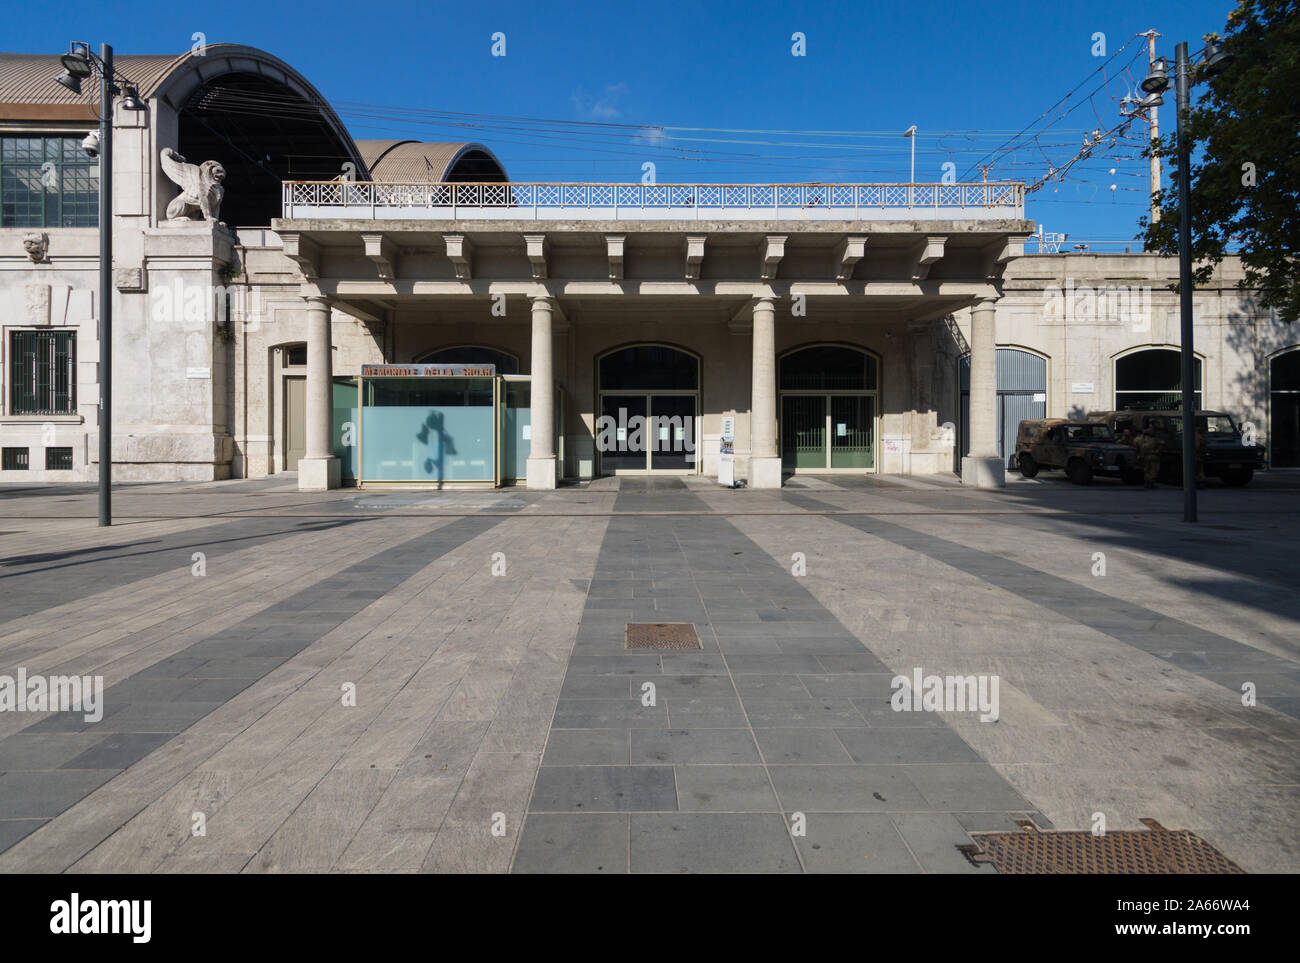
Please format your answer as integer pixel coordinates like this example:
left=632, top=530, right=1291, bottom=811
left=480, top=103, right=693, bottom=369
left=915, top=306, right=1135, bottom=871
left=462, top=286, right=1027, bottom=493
left=45, top=447, right=74, bottom=470
left=10, top=330, right=77, bottom=415
left=0, top=135, right=99, bottom=228
left=2, top=448, right=29, bottom=471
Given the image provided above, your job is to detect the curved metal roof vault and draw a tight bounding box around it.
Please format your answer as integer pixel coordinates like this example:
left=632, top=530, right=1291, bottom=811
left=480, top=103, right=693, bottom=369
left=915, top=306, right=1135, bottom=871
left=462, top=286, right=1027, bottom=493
left=0, top=45, right=368, bottom=176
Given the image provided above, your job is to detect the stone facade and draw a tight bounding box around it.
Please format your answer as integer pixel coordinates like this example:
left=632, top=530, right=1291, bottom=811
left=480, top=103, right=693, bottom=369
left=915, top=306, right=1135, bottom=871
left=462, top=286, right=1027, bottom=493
left=3, top=222, right=1297, bottom=485
left=2, top=44, right=1296, bottom=487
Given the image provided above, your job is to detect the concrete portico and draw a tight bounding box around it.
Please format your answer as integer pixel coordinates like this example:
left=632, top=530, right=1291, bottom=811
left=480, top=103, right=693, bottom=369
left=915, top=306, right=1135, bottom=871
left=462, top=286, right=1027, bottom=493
left=269, top=212, right=1030, bottom=491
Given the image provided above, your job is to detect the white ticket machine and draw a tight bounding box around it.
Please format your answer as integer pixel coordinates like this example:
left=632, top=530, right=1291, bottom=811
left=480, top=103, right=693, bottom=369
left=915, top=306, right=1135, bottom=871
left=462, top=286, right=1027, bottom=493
left=718, top=414, right=736, bottom=487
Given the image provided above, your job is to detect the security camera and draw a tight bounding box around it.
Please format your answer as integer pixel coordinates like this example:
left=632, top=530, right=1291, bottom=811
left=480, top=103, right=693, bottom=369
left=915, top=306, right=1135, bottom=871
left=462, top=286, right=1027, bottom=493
left=80, top=130, right=100, bottom=158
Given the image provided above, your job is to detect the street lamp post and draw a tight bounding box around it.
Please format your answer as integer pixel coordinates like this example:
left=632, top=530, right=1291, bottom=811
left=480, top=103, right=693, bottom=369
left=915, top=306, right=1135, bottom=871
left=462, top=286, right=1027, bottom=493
left=97, top=43, right=113, bottom=528
left=1174, top=42, right=1197, bottom=523
left=1140, top=40, right=1232, bottom=523
left=903, top=125, right=917, bottom=186
left=54, top=43, right=144, bottom=526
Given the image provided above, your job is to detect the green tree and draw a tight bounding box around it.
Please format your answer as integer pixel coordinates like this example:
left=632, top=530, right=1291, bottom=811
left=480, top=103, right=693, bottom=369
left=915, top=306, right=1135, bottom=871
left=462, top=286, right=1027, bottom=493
left=1139, top=0, right=1300, bottom=321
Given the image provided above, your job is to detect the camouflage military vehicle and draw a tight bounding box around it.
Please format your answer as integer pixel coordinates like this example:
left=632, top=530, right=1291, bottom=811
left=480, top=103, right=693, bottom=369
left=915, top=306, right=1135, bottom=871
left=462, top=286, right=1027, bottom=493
left=1014, top=419, right=1138, bottom=485
left=1090, top=409, right=1263, bottom=486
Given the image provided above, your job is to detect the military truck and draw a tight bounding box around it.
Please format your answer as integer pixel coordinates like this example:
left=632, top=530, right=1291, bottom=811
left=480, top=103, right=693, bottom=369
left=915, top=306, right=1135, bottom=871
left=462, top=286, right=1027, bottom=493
left=1089, top=409, right=1263, bottom=486
left=1014, top=419, right=1138, bottom=484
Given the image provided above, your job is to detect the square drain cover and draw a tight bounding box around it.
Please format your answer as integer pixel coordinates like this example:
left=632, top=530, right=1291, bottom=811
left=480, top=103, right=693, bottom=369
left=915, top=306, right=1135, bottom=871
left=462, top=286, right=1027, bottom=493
left=959, top=819, right=1245, bottom=874
left=626, top=622, right=702, bottom=650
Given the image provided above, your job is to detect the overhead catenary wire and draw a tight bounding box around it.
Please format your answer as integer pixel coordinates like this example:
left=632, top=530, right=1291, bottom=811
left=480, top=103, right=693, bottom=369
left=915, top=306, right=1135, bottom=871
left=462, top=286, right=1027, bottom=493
left=187, top=67, right=1152, bottom=207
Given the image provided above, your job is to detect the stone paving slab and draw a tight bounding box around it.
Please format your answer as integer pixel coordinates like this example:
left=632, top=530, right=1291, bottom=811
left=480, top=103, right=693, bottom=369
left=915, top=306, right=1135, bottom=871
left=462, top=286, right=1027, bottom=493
left=0, top=474, right=1297, bottom=872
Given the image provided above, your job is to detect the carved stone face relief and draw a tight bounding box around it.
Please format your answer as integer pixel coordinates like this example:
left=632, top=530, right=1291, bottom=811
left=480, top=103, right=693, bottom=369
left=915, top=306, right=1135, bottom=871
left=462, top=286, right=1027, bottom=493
left=23, top=232, right=49, bottom=263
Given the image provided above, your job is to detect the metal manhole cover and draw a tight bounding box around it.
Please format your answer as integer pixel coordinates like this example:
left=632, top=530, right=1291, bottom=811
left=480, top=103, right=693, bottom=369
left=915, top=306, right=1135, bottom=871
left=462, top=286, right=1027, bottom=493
left=626, top=622, right=702, bottom=650
left=959, top=819, right=1245, bottom=874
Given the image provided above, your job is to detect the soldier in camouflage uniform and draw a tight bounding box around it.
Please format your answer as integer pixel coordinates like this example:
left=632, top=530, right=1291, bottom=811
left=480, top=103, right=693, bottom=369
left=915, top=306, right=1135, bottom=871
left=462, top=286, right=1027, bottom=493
left=1132, top=422, right=1164, bottom=489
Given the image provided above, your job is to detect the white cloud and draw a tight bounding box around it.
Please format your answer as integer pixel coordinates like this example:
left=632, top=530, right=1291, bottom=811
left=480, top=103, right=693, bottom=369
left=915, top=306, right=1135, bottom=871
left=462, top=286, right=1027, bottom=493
left=572, top=83, right=628, bottom=121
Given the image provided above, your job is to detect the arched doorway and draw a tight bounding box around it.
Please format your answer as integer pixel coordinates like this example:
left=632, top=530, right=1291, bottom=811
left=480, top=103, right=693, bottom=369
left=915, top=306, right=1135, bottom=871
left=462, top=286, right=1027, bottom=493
left=1270, top=348, right=1300, bottom=468
left=414, top=345, right=519, bottom=373
left=959, top=347, right=1047, bottom=468
left=1115, top=347, right=1202, bottom=410
left=779, top=344, right=879, bottom=472
left=596, top=344, right=700, bottom=474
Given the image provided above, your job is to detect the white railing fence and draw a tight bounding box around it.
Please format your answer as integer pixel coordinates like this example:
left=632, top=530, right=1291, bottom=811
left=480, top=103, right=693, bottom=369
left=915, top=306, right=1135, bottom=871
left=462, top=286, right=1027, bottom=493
left=281, top=181, right=1025, bottom=220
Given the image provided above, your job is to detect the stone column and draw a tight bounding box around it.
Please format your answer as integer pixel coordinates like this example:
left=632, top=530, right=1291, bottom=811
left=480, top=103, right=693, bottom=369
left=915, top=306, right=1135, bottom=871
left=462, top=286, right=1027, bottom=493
left=298, top=295, right=340, bottom=491
left=526, top=295, right=557, bottom=489
left=960, top=296, right=1005, bottom=487
left=749, top=296, right=782, bottom=487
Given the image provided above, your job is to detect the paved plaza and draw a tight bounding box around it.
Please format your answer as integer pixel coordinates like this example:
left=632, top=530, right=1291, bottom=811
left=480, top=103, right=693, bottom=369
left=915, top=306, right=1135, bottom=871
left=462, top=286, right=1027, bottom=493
left=0, top=472, right=1297, bottom=873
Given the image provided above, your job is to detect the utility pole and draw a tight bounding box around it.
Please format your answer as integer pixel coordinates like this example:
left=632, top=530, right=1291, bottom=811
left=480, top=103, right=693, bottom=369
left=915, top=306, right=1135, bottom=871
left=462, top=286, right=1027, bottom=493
left=1140, top=29, right=1163, bottom=223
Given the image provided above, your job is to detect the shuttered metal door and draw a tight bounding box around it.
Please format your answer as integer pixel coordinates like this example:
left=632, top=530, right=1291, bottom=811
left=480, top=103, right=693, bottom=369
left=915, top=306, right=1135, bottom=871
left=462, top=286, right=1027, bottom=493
left=960, top=349, right=1047, bottom=465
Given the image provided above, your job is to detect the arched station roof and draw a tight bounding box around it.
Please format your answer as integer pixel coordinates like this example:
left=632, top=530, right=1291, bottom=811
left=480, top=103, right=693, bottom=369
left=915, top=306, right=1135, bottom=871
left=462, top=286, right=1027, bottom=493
left=356, top=140, right=508, bottom=182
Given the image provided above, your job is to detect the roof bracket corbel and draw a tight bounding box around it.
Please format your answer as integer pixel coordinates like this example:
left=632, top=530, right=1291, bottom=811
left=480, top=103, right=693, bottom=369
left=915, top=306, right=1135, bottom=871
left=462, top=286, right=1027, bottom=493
left=606, top=234, right=625, bottom=280
left=361, top=232, right=397, bottom=280
left=443, top=233, right=473, bottom=280
left=910, top=235, right=947, bottom=281
left=762, top=235, right=787, bottom=280
left=279, top=232, right=320, bottom=281
left=685, top=235, right=706, bottom=280
left=524, top=233, right=548, bottom=279
left=835, top=235, right=867, bottom=281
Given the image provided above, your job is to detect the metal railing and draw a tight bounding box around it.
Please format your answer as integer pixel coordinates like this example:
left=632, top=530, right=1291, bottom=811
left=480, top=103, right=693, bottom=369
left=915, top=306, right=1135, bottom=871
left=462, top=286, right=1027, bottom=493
left=281, top=181, right=1024, bottom=221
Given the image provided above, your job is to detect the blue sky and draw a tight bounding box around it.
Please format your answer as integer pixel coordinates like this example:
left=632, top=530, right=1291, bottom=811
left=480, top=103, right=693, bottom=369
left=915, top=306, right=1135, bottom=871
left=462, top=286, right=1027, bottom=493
left=8, top=0, right=1240, bottom=247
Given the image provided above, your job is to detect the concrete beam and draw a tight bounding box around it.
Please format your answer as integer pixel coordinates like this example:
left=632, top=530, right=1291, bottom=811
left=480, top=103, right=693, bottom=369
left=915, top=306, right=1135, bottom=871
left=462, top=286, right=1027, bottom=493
left=685, top=235, right=706, bottom=280
left=524, top=233, right=549, bottom=279
left=728, top=300, right=752, bottom=335
left=317, top=278, right=1000, bottom=300
left=330, top=298, right=388, bottom=325
left=443, top=234, right=473, bottom=279
left=761, top=235, right=787, bottom=280
left=549, top=295, right=570, bottom=333
left=360, top=232, right=397, bottom=279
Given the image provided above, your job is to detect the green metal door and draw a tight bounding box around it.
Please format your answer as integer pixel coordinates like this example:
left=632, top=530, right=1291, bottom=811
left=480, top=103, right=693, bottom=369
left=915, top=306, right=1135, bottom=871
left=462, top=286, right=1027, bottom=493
left=782, top=395, right=826, bottom=469
left=830, top=395, right=874, bottom=468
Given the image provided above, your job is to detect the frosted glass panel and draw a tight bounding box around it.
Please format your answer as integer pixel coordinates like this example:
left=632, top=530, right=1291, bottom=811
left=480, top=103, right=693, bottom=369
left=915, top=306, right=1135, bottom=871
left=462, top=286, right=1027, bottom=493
left=504, top=407, right=530, bottom=481
left=362, top=405, right=494, bottom=481
left=502, top=380, right=530, bottom=482
left=333, top=380, right=358, bottom=480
